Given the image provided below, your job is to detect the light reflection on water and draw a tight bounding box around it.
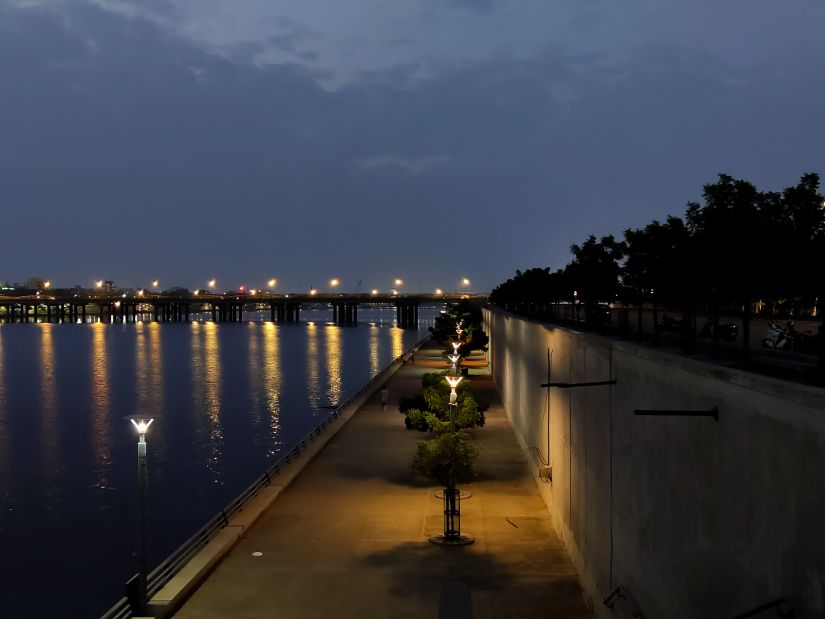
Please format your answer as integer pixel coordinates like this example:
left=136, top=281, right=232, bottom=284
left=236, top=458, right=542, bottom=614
left=39, top=324, right=60, bottom=490
left=305, top=322, right=321, bottom=410
left=324, top=325, right=343, bottom=407
left=91, top=323, right=111, bottom=490
left=0, top=307, right=438, bottom=618
left=262, top=322, right=283, bottom=458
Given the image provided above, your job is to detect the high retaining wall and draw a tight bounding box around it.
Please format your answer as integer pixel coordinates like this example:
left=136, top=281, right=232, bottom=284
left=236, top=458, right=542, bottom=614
left=484, top=308, right=825, bottom=619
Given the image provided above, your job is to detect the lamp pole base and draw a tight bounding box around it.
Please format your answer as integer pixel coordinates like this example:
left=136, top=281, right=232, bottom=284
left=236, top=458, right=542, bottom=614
left=429, top=534, right=475, bottom=546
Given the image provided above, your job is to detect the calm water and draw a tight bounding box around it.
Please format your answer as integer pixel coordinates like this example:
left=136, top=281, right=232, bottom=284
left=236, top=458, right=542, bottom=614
left=0, top=307, right=437, bottom=618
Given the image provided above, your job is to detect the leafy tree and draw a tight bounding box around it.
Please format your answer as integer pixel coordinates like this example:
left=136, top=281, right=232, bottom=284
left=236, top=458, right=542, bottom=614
left=403, top=371, right=485, bottom=431
left=566, top=235, right=626, bottom=323
left=411, top=430, right=478, bottom=487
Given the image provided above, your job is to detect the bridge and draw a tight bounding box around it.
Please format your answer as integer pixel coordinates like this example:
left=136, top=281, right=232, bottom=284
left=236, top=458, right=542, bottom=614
left=0, top=292, right=488, bottom=327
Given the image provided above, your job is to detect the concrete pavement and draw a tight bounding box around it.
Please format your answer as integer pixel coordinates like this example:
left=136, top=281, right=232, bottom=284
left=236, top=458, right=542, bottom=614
left=173, top=343, right=593, bottom=619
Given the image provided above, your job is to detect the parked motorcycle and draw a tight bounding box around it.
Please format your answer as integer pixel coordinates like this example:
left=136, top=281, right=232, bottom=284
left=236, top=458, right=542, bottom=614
left=762, top=321, right=792, bottom=350
left=699, top=320, right=738, bottom=342
left=656, top=314, right=685, bottom=333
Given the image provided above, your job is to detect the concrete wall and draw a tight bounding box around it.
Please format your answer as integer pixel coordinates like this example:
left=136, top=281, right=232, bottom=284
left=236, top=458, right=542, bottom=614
left=484, top=308, right=825, bottom=619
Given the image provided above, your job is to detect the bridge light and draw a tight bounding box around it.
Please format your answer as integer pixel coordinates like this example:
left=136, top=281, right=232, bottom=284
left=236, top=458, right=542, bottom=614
left=461, top=278, right=470, bottom=287
left=96, top=280, right=103, bottom=289
left=435, top=288, right=443, bottom=295
left=193, top=290, right=199, bottom=296
left=138, top=289, right=145, bottom=297
left=394, top=278, right=403, bottom=287
left=310, top=288, right=317, bottom=296
left=330, top=278, right=340, bottom=288
left=371, top=289, right=379, bottom=295
left=268, top=278, right=277, bottom=288
left=152, top=280, right=159, bottom=288
left=250, top=289, right=257, bottom=295
left=208, top=279, right=216, bottom=289
left=44, top=281, right=51, bottom=289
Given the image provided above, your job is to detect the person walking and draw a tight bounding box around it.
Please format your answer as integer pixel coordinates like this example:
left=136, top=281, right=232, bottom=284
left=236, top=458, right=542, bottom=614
left=380, top=387, right=388, bottom=411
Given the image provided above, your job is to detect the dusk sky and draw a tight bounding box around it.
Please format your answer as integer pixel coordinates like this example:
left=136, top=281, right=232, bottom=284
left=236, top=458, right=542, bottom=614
left=2, top=0, right=824, bottom=292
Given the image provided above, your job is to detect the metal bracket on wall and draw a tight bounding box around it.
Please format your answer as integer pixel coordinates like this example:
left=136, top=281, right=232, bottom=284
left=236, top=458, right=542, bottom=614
left=731, top=598, right=795, bottom=619
left=634, top=406, right=719, bottom=422
left=540, top=379, right=617, bottom=389
left=604, top=586, right=643, bottom=618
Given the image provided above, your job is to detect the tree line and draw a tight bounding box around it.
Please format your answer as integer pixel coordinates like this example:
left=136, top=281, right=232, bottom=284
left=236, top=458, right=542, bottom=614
left=490, top=173, right=825, bottom=365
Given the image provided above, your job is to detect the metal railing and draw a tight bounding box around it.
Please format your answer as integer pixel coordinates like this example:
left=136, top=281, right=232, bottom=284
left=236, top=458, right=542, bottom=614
left=101, top=335, right=430, bottom=618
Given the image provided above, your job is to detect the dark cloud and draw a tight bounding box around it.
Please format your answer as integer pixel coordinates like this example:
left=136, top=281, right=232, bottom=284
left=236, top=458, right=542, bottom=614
left=0, top=1, right=823, bottom=291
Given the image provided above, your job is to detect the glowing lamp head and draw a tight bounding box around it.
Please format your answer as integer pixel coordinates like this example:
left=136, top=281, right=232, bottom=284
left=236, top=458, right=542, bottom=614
left=448, top=354, right=461, bottom=364
left=462, top=278, right=470, bottom=286
left=435, top=288, right=443, bottom=295
left=394, top=278, right=403, bottom=286
left=44, top=281, right=51, bottom=289
left=193, top=290, right=199, bottom=296
left=130, top=418, right=154, bottom=436
left=250, top=289, right=257, bottom=295
left=208, top=279, right=216, bottom=288
left=452, top=342, right=461, bottom=354
left=330, top=278, right=340, bottom=287
left=310, top=288, right=317, bottom=296
left=445, top=376, right=463, bottom=390
left=138, top=289, right=145, bottom=297
left=95, top=280, right=103, bottom=289
left=268, top=279, right=277, bottom=288
left=371, top=289, right=378, bottom=295
left=152, top=280, right=159, bottom=288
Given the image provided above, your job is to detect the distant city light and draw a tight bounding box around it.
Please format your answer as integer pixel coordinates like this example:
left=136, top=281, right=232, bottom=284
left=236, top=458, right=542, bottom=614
left=268, top=278, right=277, bottom=288
left=310, top=288, right=317, bottom=296
left=250, top=289, right=257, bottom=295
left=371, top=289, right=379, bottom=295
left=330, top=278, right=340, bottom=287
left=152, top=280, right=159, bottom=288
left=44, top=281, right=51, bottom=289
left=95, top=280, right=103, bottom=289
left=461, top=278, right=470, bottom=286
left=394, top=278, right=404, bottom=286
left=435, top=288, right=443, bottom=295
left=208, top=279, right=216, bottom=288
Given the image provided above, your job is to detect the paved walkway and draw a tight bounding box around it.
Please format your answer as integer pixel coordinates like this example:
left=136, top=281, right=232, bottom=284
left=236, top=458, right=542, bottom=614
left=174, top=343, right=593, bottom=619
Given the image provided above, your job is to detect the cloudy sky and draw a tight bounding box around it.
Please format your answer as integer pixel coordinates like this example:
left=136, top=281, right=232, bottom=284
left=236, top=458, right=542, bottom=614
left=1, top=0, right=824, bottom=292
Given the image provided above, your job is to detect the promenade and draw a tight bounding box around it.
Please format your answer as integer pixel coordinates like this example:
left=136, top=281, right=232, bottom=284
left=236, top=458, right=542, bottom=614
left=174, top=343, right=593, bottom=619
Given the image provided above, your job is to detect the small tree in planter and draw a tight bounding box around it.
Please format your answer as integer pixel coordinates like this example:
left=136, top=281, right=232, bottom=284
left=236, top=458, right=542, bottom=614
left=412, top=429, right=477, bottom=545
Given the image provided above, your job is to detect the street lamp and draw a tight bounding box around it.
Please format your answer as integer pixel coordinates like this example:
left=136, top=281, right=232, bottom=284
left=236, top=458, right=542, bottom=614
left=208, top=279, right=216, bottom=290
left=152, top=280, right=159, bottom=289
left=447, top=353, right=461, bottom=375
left=461, top=278, right=470, bottom=287
left=445, top=375, right=462, bottom=408
left=96, top=280, right=104, bottom=290
left=44, top=281, right=51, bottom=289
left=451, top=341, right=461, bottom=355
left=127, top=416, right=154, bottom=615
left=268, top=278, right=277, bottom=289
left=330, top=278, right=340, bottom=289
left=435, top=288, right=443, bottom=296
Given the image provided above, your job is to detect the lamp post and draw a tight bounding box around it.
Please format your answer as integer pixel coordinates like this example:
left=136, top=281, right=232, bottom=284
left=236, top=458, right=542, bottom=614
left=447, top=353, right=461, bottom=376
left=429, top=375, right=473, bottom=545
left=128, top=416, right=154, bottom=615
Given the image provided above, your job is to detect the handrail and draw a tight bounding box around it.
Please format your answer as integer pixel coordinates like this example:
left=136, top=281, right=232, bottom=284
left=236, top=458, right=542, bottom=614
left=732, top=598, right=795, bottom=619
left=101, top=335, right=430, bottom=618
left=604, top=586, right=644, bottom=618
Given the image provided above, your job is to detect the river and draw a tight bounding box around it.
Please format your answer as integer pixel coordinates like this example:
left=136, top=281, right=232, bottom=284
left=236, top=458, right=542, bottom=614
left=0, top=307, right=439, bottom=618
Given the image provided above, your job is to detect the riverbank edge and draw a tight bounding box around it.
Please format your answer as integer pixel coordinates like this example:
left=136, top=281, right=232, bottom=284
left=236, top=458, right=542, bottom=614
left=142, top=336, right=430, bottom=619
